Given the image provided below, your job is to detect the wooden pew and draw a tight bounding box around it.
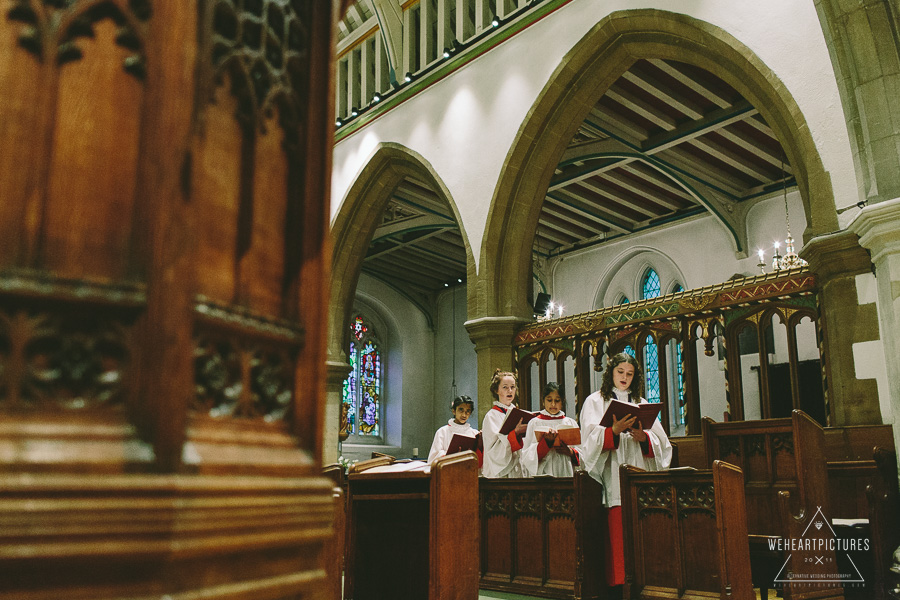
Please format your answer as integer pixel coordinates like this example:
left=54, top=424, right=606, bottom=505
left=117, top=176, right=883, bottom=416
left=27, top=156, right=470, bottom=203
left=346, top=452, right=479, bottom=600
left=867, top=448, right=900, bottom=600
left=702, top=410, right=844, bottom=600
left=323, top=463, right=347, bottom=600
left=479, top=472, right=606, bottom=600
left=619, top=461, right=753, bottom=600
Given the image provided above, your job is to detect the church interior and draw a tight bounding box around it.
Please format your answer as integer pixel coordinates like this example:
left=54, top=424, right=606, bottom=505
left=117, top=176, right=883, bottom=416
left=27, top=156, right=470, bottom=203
left=1, top=0, right=900, bottom=599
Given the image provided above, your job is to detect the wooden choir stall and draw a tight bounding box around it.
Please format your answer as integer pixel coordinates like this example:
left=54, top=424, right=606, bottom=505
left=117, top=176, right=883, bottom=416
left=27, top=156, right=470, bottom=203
left=0, top=1, right=347, bottom=599
left=479, top=472, right=607, bottom=600
left=345, top=452, right=480, bottom=600
left=619, top=461, right=753, bottom=600
left=702, top=410, right=845, bottom=600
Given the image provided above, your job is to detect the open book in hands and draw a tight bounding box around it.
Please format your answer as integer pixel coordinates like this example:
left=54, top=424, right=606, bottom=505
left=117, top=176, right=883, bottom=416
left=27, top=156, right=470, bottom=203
left=446, top=432, right=483, bottom=455
left=599, top=399, right=662, bottom=431
left=497, top=407, right=536, bottom=435
left=533, top=425, right=581, bottom=446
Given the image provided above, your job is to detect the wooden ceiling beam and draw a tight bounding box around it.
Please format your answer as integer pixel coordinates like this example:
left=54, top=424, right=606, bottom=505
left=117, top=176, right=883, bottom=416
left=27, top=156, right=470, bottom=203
left=555, top=187, right=639, bottom=228
left=621, top=70, right=705, bottom=120
left=589, top=105, right=648, bottom=142
left=546, top=193, right=631, bottom=234
left=574, top=178, right=660, bottom=218
left=655, top=147, right=746, bottom=197
left=641, top=100, right=756, bottom=153
left=715, top=127, right=792, bottom=173
left=364, top=228, right=447, bottom=261
left=620, top=164, right=696, bottom=203
left=371, top=214, right=454, bottom=241
left=647, top=59, right=733, bottom=109
left=597, top=172, right=683, bottom=213
left=535, top=224, right=577, bottom=246
left=541, top=202, right=607, bottom=235
left=605, top=84, right=678, bottom=131
left=686, top=136, right=774, bottom=183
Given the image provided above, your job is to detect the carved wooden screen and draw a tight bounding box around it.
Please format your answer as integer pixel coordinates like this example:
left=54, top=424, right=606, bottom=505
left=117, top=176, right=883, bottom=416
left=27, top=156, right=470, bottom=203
left=0, top=1, right=339, bottom=598
left=514, top=269, right=823, bottom=435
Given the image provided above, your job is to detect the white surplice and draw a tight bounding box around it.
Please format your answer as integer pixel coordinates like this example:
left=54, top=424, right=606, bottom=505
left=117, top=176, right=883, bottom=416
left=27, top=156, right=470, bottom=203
left=580, top=388, right=672, bottom=506
left=521, top=410, right=583, bottom=477
left=481, top=401, right=525, bottom=478
left=426, top=418, right=479, bottom=464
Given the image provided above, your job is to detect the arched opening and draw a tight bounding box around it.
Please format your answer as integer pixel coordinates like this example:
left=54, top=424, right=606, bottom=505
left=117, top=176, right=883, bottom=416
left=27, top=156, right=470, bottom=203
left=476, top=9, right=838, bottom=326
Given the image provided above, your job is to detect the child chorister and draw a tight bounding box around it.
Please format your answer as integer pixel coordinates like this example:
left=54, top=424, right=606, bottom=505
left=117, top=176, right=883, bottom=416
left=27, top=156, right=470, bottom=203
left=580, top=352, right=672, bottom=591
left=481, top=369, right=528, bottom=478
left=521, top=382, right=582, bottom=477
left=427, top=395, right=480, bottom=465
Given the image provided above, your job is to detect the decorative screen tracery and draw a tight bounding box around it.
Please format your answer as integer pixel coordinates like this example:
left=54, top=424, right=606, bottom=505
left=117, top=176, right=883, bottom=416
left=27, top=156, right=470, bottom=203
left=342, top=315, right=381, bottom=437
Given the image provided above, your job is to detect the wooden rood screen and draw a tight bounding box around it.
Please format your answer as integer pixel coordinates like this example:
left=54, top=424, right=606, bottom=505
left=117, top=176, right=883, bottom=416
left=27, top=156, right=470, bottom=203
left=514, top=268, right=821, bottom=434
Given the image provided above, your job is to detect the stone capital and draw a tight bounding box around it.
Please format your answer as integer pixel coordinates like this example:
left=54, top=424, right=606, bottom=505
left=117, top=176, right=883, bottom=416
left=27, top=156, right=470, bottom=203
left=800, top=229, right=872, bottom=281
left=849, top=197, right=900, bottom=264
left=464, top=316, right=532, bottom=350
left=325, top=360, right=352, bottom=390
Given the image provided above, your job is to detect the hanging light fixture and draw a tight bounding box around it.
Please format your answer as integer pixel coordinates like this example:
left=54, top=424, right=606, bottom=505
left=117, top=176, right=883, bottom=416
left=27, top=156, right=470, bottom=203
left=773, top=154, right=807, bottom=271
left=758, top=152, right=808, bottom=272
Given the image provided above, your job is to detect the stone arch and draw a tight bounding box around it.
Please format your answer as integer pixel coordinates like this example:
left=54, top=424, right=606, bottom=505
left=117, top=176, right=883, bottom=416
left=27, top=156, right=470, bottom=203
left=329, top=142, right=475, bottom=364
left=476, top=9, right=839, bottom=323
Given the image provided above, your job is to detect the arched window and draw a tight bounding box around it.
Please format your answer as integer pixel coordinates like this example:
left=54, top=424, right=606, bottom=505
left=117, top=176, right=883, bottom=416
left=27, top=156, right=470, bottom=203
left=623, top=345, right=636, bottom=358
left=644, top=334, right=660, bottom=403
left=619, top=295, right=630, bottom=305
left=642, top=268, right=661, bottom=299
left=641, top=268, right=661, bottom=403
left=342, top=315, right=382, bottom=437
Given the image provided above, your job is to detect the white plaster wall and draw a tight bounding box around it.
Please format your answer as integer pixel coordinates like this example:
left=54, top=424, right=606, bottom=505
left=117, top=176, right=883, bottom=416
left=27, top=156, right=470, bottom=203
left=340, top=274, right=435, bottom=462
left=331, top=0, right=858, bottom=270
left=550, top=192, right=807, bottom=315
left=432, top=285, right=479, bottom=433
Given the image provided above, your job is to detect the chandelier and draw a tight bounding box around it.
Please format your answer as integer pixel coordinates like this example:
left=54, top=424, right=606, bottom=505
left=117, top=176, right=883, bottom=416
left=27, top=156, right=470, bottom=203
left=757, top=156, right=808, bottom=274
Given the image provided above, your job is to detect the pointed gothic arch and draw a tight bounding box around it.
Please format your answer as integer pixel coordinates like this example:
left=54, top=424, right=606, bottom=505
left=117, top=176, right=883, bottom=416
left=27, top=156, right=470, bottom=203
left=329, top=142, right=475, bottom=364
left=475, top=9, right=839, bottom=323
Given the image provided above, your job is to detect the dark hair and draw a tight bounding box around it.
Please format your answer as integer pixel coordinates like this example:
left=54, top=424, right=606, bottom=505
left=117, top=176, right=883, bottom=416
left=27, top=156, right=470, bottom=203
left=599, top=352, right=643, bottom=400
left=489, top=368, right=518, bottom=402
left=541, top=382, right=567, bottom=413
left=450, top=395, right=474, bottom=412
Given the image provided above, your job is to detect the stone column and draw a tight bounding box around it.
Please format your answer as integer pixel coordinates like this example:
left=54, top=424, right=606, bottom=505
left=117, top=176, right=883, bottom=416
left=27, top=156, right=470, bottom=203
left=465, top=316, right=531, bottom=424
left=802, top=231, right=883, bottom=425
left=850, top=198, right=900, bottom=469
left=323, top=359, right=352, bottom=464
left=815, top=0, right=900, bottom=205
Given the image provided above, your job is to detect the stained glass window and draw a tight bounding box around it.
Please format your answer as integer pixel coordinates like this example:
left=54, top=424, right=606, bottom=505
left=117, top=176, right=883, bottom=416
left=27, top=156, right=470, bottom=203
left=644, top=335, right=660, bottom=403
left=640, top=268, right=662, bottom=403
left=642, top=268, right=661, bottom=299
left=619, top=296, right=630, bottom=305
left=624, top=345, right=636, bottom=358
left=342, top=315, right=381, bottom=437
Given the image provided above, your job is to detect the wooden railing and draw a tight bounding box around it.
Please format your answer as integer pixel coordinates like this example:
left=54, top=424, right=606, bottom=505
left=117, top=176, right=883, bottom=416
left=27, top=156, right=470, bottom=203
left=514, top=268, right=821, bottom=434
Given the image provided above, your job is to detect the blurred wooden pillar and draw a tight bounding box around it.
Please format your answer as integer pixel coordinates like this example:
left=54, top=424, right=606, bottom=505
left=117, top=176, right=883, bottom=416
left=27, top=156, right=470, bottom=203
left=0, top=1, right=342, bottom=598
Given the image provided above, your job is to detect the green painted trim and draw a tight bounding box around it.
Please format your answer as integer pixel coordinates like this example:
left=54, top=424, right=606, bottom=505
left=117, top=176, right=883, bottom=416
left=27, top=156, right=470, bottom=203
left=334, top=0, right=576, bottom=143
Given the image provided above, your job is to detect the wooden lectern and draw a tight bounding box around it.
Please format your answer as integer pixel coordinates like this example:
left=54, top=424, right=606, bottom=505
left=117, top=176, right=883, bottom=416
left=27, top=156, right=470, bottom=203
left=346, top=452, right=480, bottom=600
